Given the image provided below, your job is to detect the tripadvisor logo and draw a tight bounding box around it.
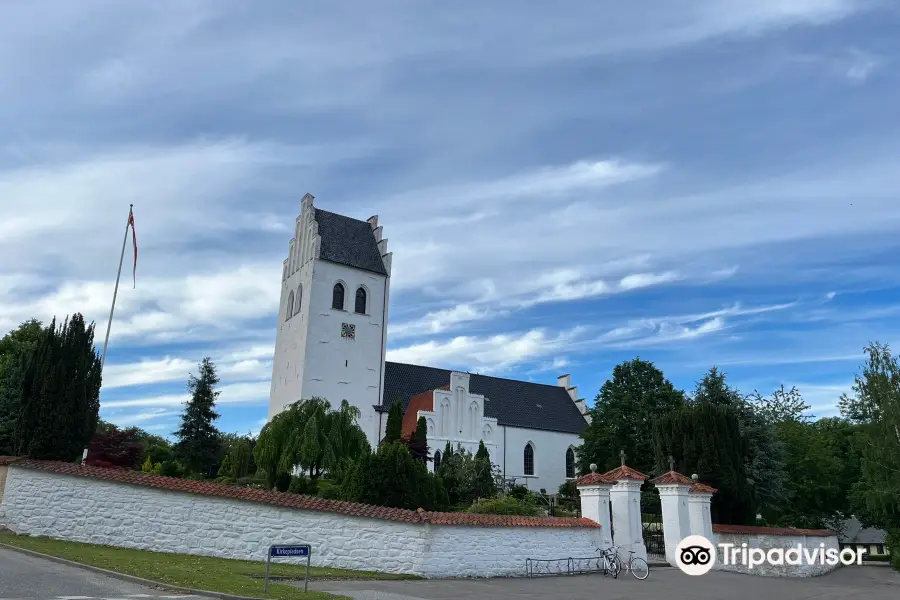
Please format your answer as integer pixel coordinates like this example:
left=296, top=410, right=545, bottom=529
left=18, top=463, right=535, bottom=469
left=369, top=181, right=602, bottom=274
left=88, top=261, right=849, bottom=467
left=675, top=535, right=867, bottom=575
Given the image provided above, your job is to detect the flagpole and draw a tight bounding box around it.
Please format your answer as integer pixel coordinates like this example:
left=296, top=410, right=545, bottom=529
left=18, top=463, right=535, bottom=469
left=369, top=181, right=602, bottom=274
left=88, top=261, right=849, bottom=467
left=100, top=204, right=133, bottom=374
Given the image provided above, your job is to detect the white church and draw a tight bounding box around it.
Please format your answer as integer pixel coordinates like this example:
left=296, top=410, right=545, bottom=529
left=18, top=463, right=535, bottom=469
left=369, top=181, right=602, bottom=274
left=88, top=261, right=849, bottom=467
left=268, top=194, right=591, bottom=492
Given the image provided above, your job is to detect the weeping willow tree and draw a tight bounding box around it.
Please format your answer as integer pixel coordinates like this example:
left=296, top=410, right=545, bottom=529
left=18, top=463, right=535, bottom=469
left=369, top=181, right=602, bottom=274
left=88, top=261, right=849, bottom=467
left=254, top=397, right=370, bottom=489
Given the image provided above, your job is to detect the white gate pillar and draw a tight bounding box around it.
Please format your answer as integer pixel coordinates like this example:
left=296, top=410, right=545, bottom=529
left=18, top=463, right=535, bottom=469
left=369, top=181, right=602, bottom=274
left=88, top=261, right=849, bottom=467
left=604, top=465, right=649, bottom=562
left=576, top=466, right=615, bottom=548
left=688, top=479, right=716, bottom=541
left=651, top=471, right=694, bottom=567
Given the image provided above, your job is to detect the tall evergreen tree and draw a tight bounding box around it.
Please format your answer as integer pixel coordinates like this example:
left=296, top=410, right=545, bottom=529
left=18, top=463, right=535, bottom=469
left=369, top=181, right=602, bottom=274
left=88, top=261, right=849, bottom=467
left=174, top=357, right=222, bottom=477
left=384, top=399, right=403, bottom=444
left=13, top=314, right=101, bottom=460
left=578, top=358, right=684, bottom=476
left=693, top=367, right=785, bottom=515
left=405, top=415, right=430, bottom=463
left=653, top=401, right=755, bottom=524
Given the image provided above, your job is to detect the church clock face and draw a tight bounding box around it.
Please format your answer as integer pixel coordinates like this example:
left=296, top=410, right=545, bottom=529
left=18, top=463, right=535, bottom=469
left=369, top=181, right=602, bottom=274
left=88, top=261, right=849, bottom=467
left=341, top=322, right=356, bottom=339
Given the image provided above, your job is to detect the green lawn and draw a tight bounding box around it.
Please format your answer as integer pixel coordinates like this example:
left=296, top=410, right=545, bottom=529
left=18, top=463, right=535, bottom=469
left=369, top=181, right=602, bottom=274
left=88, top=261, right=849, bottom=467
left=0, top=531, right=418, bottom=600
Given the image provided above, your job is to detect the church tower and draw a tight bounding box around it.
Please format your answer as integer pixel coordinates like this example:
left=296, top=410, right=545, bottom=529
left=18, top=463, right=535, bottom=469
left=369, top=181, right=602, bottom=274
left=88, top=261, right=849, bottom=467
left=268, top=193, right=392, bottom=448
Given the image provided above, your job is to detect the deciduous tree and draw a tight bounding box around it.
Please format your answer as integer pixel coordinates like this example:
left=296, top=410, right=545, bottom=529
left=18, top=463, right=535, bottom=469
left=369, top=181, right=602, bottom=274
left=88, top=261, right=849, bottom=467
left=578, top=358, right=685, bottom=476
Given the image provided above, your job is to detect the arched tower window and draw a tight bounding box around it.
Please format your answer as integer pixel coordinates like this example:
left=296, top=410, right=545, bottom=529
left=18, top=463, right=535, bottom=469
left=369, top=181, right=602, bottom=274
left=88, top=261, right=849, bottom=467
left=566, top=447, right=575, bottom=479
left=295, top=284, right=303, bottom=315
left=524, top=443, right=535, bottom=476
left=355, top=287, right=367, bottom=314
left=285, top=290, right=294, bottom=321
left=434, top=450, right=442, bottom=472
left=332, top=283, right=345, bottom=310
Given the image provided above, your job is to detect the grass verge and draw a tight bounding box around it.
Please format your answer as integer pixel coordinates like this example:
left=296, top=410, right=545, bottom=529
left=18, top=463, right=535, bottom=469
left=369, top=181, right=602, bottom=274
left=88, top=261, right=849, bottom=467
left=0, top=531, right=418, bottom=600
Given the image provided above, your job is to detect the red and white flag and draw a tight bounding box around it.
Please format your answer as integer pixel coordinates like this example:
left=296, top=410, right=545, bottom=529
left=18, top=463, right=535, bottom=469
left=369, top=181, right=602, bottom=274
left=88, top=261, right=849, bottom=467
left=128, top=209, right=138, bottom=288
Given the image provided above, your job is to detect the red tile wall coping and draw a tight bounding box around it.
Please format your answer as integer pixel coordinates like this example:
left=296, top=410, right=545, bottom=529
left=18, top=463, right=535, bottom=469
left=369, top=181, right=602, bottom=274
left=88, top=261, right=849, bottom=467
left=574, top=472, right=617, bottom=486
left=5, top=458, right=600, bottom=529
left=690, top=482, right=717, bottom=494
left=650, top=471, right=695, bottom=486
left=0, top=456, right=21, bottom=466
left=712, top=524, right=835, bottom=537
left=602, top=465, right=649, bottom=481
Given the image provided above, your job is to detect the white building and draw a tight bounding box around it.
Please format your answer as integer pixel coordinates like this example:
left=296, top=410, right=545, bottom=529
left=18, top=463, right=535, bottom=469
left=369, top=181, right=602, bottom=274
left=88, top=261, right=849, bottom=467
left=269, top=194, right=590, bottom=492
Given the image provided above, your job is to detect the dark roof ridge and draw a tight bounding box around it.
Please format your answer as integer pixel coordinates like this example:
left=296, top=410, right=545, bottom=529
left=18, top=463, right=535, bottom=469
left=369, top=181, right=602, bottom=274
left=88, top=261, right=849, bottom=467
left=382, top=361, right=571, bottom=399
left=314, top=208, right=372, bottom=226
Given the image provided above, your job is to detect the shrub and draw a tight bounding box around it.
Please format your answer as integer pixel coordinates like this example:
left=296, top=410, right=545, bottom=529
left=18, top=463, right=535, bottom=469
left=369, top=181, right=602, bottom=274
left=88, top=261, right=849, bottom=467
left=288, top=475, right=318, bottom=495
left=342, top=442, right=447, bottom=510
left=468, top=495, right=540, bottom=516
left=865, top=554, right=891, bottom=562
left=159, top=460, right=183, bottom=478
left=558, top=480, right=577, bottom=499
left=274, top=472, right=291, bottom=492
left=318, top=483, right=342, bottom=500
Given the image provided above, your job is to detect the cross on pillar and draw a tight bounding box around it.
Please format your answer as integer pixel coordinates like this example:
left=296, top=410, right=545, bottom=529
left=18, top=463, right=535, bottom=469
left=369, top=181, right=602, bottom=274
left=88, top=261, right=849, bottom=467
left=668, top=455, right=675, bottom=472
left=619, top=449, right=626, bottom=466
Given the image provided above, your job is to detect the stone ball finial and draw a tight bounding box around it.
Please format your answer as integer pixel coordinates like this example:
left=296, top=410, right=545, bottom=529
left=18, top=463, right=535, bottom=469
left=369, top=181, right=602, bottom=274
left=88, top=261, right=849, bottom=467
left=692, top=473, right=699, bottom=482
left=590, top=463, right=598, bottom=473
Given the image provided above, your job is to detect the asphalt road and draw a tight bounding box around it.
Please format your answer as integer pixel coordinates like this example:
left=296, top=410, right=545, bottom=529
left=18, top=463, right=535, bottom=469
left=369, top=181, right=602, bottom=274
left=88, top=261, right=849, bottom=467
left=0, top=548, right=205, bottom=600
left=311, top=565, right=900, bottom=600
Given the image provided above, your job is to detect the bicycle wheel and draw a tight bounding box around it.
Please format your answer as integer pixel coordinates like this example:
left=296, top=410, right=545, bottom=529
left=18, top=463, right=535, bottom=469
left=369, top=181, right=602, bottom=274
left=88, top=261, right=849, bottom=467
left=629, top=557, right=649, bottom=580
left=609, top=557, right=621, bottom=579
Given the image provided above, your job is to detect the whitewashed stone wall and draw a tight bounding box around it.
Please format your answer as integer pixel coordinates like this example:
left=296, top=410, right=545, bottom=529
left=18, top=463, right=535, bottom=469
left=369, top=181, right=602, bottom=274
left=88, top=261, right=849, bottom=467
left=0, top=466, right=602, bottom=578
left=714, top=532, right=842, bottom=577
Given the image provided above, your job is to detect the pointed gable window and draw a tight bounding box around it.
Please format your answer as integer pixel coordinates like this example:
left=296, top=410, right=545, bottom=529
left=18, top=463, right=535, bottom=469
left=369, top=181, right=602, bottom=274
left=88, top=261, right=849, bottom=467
left=524, top=443, right=535, bottom=476
left=332, top=282, right=345, bottom=310
left=355, top=287, right=367, bottom=314
left=566, top=447, right=575, bottom=479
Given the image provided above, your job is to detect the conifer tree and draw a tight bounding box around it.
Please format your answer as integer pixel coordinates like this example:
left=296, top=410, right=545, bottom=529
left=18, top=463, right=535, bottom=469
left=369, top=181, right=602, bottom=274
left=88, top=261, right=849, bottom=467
left=384, top=399, right=403, bottom=444
left=174, top=357, right=222, bottom=477
left=14, top=314, right=101, bottom=460
left=406, top=415, right=430, bottom=463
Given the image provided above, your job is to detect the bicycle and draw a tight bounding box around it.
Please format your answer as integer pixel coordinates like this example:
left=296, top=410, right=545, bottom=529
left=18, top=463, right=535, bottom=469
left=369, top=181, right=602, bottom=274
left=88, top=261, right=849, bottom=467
left=595, top=546, right=620, bottom=578
left=621, top=550, right=650, bottom=580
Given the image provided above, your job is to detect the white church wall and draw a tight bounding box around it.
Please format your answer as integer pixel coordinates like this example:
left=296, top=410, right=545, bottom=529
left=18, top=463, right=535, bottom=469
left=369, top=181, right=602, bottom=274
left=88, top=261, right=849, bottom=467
left=502, top=426, right=580, bottom=494
left=1, top=463, right=603, bottom=579
left=268, top=263, right=313, bottom=421
left=300, top=259, right=388, bottom=447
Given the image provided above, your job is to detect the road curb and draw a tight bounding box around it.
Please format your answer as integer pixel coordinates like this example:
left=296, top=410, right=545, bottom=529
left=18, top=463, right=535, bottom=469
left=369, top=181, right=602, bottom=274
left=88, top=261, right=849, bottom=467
left=0, top=541, right=265, bottom=600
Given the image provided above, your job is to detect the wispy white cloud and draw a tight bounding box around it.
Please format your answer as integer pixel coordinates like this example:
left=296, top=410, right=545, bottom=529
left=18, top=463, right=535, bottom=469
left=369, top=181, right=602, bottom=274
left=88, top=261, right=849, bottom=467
left=387, top=326, right=586, bottom=373
left=101, top=380, right=270, bottom=410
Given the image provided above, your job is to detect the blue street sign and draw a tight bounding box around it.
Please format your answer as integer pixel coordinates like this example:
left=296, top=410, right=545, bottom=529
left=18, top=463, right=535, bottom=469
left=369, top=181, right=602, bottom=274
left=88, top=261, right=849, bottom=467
left=270, top=545, right=310, bottom=557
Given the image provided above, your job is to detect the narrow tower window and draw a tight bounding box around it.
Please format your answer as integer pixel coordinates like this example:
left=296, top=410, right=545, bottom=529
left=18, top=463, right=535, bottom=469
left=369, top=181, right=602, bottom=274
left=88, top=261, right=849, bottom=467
left=285, top=290, right=294, bottom=321
left=332, top=282, right=345, bottom=310
left=295, top=284, right=303, bottom=315
left=355, top=287, right=367, bottom=314
left=566, top=447, right=575, bottom=479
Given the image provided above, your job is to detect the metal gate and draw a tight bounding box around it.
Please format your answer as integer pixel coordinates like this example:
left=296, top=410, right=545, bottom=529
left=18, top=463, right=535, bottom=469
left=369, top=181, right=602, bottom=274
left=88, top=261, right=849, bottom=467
left=641, top=494, right=665, bottom=561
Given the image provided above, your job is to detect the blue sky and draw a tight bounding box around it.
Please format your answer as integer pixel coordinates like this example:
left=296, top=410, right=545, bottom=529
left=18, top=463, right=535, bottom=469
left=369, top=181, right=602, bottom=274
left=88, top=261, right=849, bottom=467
left=1, top=1, right=899, bottom=437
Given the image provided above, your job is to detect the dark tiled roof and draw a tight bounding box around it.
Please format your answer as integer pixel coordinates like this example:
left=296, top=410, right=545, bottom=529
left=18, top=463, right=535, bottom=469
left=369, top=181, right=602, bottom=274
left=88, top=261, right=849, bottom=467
left=713, top=524, right=835, bottom=537
left=840, top=517, right=887, bottom=544
left=314, top=209, right=387, bottom=276
left=7, top=459, right=597, bottom=528
left=381, top=362, right=588, bottom=435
